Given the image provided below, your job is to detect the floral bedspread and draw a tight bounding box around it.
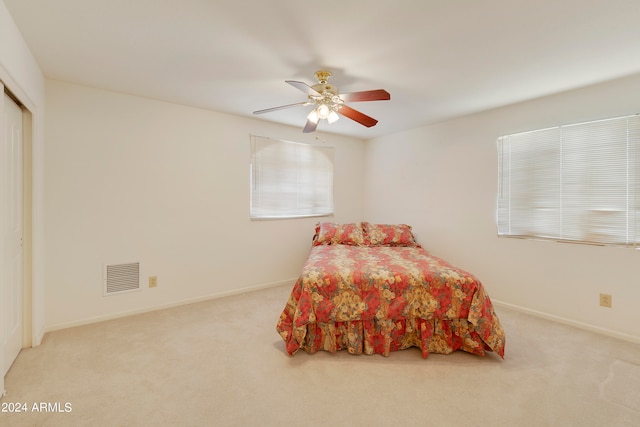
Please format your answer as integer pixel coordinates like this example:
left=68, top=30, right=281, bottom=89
left=277, top=245, right=506, bottom=358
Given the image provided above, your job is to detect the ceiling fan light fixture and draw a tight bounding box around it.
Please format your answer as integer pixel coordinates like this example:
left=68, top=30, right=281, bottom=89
left=327, top=110, right=340, bottom=124
left=308, top=104, right=340, bottom=125
left=307, top=109, right=320, bottom=123
left=316, top=103, right=331, bottom=119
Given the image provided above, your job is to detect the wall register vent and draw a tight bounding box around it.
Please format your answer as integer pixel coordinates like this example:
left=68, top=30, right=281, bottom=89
left=103, top=262, right=140, bottom=296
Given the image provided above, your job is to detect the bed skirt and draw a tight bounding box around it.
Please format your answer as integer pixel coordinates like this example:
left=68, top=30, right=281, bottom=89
left=278, top=315, right=505, bottom=358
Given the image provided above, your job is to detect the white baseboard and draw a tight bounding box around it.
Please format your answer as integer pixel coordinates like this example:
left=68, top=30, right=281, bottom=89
left=492, top=299, right=640, bottom=345
left=44, top=278, right=297, bottom=334
left=34, top=325, right=45, bottom=347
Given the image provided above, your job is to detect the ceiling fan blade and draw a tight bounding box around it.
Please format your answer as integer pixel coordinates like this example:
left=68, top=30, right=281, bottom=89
left=303, top=119, right=319, bottom=133
left=253, top=101, right=309, bottom=115
left=339, top=89, right=390, bottom=103
left=338, top=105, right=378, bottom=127
left=286, top=80, right=322, bottom=97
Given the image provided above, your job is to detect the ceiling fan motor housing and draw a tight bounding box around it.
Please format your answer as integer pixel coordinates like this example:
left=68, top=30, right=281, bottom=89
left=311, top=83, right=339, bottom=96
left=312, top=70, right=339, bottom=97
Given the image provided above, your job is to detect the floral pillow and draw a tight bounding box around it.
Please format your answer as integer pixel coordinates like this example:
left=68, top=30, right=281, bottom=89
left=313, top=222, right=365, bottom=246
left=363, top=222, right=420, bottom=247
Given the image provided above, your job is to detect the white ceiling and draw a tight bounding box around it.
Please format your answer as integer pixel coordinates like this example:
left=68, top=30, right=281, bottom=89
left=4, top=0, right=640, bottom=139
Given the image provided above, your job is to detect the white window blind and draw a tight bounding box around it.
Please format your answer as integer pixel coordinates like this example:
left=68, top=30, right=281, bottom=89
left=250, top=135, right=334, bottom=219
left=497, top=114, right=640, bottom=247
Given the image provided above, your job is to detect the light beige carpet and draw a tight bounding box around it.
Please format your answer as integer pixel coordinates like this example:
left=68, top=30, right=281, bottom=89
left=2, top=283, right=640, bottom=427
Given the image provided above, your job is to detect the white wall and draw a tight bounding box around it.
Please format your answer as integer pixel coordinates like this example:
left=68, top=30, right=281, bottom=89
left=0, top=1, right=45, bottom=349
left=44, top=80, right=365, bottom=329
left=364, top=73, right=640, bottom=342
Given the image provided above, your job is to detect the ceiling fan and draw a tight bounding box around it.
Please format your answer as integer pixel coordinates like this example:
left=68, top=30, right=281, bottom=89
left=253, top=70, right=390, bottom=133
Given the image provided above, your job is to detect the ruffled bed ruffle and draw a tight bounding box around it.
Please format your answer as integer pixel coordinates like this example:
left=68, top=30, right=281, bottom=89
left=277, top=314, right=505, bottom=358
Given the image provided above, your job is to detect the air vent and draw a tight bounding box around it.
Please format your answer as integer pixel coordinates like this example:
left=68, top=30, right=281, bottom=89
left=104, top=262, right=140, bottom=296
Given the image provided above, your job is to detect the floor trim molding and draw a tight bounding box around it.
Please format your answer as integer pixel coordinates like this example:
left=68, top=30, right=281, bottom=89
left=493, top=299, right=640, bottom=345
left=44, top=278, right=296, bottom=333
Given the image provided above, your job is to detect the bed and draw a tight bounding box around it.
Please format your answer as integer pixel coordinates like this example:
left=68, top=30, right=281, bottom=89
left=276, top=222, right=506, bottom=358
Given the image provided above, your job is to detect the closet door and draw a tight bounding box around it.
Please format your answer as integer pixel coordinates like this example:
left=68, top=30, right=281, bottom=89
left=2, top=90, right=23, bottom=377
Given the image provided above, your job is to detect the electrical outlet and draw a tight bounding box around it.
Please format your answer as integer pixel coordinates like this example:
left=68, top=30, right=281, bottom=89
left=149, top=276, right=158, bottom=288
left=599, top=293, right=612, bottom=308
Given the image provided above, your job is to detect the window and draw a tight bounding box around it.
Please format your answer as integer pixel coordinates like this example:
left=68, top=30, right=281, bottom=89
left=250, top=135, right=334, bottom=219
left=497, top=114, right=640, bottom=247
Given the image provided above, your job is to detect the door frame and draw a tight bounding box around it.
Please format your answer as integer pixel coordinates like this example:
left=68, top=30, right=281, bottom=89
left=20, top=94, right=33, bottom=349
left=1, top=77, right=35, bottom=396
